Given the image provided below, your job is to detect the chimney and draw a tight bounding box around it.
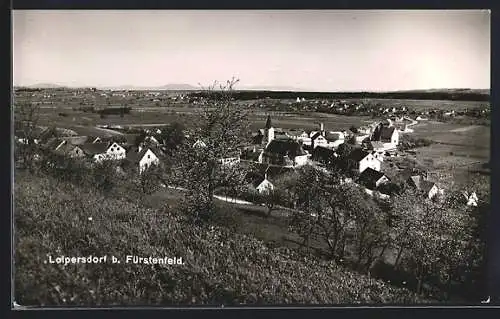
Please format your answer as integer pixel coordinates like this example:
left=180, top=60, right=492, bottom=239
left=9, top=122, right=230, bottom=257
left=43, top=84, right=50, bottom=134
left=320, top=123, right=325, bottom=135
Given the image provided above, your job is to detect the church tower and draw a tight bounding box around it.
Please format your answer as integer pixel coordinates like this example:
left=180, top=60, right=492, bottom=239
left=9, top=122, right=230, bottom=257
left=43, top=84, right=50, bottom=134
left=264, top=115, right=274, bottom=146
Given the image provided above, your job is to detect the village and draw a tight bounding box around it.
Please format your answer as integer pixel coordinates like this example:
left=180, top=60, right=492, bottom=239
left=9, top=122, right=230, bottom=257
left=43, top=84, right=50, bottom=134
left=14, top=109, right=479, bottom=209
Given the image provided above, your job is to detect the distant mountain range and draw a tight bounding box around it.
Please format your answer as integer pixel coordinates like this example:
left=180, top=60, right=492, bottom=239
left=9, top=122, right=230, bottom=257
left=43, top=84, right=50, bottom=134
left=15, top=83, right=490, bottom=96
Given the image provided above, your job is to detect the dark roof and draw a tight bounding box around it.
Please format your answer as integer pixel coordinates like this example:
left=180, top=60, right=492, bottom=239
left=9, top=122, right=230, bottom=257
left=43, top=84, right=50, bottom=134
left=126, top=147, right=160, bottom=164
left=85, top=135, right=102, bottom=143
left=312, top=146, right=336, bottom=162
left=325, top=132, right=342, bottom=142
left=54, top=143, right=81, bottom=156
left=311, top=132, right=322, bottom=141
left=265, top=115, right=272, bottom=129
left=420, top=180, right=436, bottom=194
left=380, top=127, right=396, bottom=141
left=42, top=137, right=65, bottom=150
left=80, top=142, right=109, bottom=156
left=358, top=168, right=387, bottom=189
left=245, top=172, right=268, bottom=188
left=370, top=141, right=385, bottom=150
left=264, top=139, right=307, bottom=157
left=106, top=134, right=138, bottom=146
left=348, top=148, right=370, bottom=162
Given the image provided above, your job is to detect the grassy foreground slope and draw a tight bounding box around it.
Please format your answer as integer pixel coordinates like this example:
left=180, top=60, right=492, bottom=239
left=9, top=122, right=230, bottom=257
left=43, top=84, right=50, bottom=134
left=14, top=171, right=423, bottom=306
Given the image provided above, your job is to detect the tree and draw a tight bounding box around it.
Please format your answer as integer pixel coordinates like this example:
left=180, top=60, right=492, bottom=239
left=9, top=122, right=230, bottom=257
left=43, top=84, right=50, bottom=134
left=158, top=122, right=186, bottom=157
left=287, top=165, right=327, bottom=252
left=14, top=101, right=41, bottom=171
left=172, top=78, right=249, bottom=222
left=390, top=188, right=474, bottom=296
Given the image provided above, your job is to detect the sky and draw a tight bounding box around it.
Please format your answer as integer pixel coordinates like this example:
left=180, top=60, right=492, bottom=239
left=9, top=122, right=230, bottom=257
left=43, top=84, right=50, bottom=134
left=12, top=10, right=490, bottom=92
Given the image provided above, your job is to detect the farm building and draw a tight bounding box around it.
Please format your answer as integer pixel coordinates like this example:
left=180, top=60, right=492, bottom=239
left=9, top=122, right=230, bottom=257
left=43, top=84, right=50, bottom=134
left=261, top=139, right=309, bottom=167
left=311, top=132, right=328, bottom=149
left=325, top=131, right=345, bottom=149
left=80, top=142, right=126, bottom=162
left=357, top=167, right=390, bottom=190
left=347, top=148, right=381, bottom=173
left=407, top=175, right=439, bottom=199
left=125, top=147, right=161, bottom=174
left=53, top=143, right=85, bottom=159
left=312, top=146, right=337, bottom=166
left=372, top=125, right=399, bottom=149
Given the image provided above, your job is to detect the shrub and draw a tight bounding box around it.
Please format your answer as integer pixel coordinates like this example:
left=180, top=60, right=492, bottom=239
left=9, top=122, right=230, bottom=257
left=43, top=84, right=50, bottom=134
left=14, top=172, right=423, bottom=306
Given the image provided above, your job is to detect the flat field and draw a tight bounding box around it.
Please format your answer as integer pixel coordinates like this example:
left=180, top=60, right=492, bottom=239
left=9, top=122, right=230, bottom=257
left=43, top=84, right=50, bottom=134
left=401, top=121, right=490, bottom=187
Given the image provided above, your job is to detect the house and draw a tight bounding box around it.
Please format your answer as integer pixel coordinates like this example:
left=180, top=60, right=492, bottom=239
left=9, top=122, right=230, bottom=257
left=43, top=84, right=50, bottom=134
left=125, top=147, right=161, bottom=174
left=193, top=139, right=207, bottom=148
left=353, top=133, right=371, bottom=145
left=14, top=130, right=40, bottom=145
left=407, top=175, right=439, bottom=199
left=312, top=146, right=337, bottom=166
left=463, top=191, right=478, bottom=207
left=54, top=143, right=85, bottom=159
left=80, top=142, right=126, bottom=162
left=358, top=168, right=390, bottom=190
left=372, top=125, right=399, bottom=148
left=219, top=150, right=241, bottom=166
left=85, top=136, right=103, bottom=144
left=322, top=132, right=344, bottom=149
left=311, top=132, right=328, bottom=148
left=80, top=143, right=110, bottom=162
left=347, top=148, right=381, bottom=173
left=262, top=139, right=309, bottom=167
left=246, top=169, right=276, bottom=194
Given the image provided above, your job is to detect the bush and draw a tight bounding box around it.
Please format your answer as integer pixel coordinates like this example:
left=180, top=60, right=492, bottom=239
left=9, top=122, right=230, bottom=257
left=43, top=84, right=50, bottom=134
left=14, top=172, right=423, bottom=306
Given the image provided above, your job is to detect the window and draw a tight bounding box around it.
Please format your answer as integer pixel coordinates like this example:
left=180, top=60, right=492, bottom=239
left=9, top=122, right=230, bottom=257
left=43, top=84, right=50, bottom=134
left=147, top=155, right=150, bottom=159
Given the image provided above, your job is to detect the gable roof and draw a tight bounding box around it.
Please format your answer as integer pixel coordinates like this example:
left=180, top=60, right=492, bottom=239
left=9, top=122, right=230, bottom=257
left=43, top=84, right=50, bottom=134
left=358, top=168, right=387, bottom=189
left=42, top=137, right=65, bottom=150
left=420, top=180, right=437, bottom=194
left=54, top=143, right=81, bottom=156
left=325, top=132, right=342, bottom=142
left=348, top=148, right=370, bottom=162
left=80, top=142, right=109, bottom=156
left=126, top=147, right=160, bottom=164
left=370, top=141, right=385, bottom=150
left=311, top=132, right=324, bottom=141
left=264, top=139, right=307, bottom=157
left=380, top=127, right=396, bottom=140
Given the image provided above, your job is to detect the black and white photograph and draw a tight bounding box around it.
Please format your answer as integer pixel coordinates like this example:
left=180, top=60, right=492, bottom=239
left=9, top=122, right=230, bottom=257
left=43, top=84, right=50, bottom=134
left=12, top=10, right=491, bottom=306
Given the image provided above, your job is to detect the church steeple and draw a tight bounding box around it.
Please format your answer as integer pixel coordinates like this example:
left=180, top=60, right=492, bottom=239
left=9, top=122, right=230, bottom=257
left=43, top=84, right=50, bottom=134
left=265, top=115, right=272, bottom=129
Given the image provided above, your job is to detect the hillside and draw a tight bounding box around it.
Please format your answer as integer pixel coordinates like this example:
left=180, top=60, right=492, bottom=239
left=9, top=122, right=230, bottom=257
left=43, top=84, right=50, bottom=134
left=14, top=171, right=423, bottom=306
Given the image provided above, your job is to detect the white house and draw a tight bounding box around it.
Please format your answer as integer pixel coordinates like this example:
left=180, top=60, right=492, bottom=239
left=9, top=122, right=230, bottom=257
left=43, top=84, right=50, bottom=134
left=126, top=148, right=161, bottom=174
left=255, top=176, right=274, bottom=194
left=372, top=126, right=399, bottom=150
left=106, top=142, right=127, bottom=160
left=193, top=139, right=207, bottom=148
left=348, top=148, right=381, bottom=173
left=80, top=142, right=126, bottom=162
left=311, top=132, right=328, bottom=149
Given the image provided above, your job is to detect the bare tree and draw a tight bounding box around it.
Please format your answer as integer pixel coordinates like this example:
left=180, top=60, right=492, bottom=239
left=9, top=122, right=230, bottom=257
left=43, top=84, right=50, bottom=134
left=14, top=101, right=41, bottom=171
left=173, top=78, right=250, bottom=222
